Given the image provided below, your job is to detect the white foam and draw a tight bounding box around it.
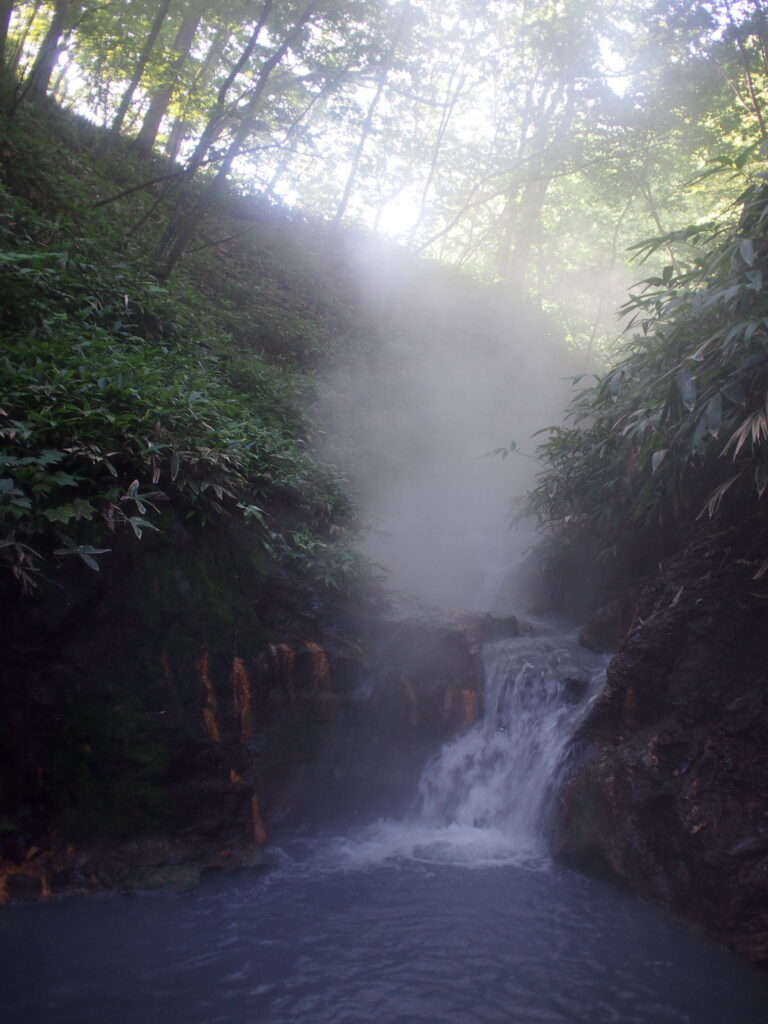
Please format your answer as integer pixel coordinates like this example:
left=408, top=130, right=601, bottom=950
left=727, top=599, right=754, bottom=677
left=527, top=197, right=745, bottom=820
left=306, top=819, right=549, bottom=873
left=295, top=635, right=607, bottom=879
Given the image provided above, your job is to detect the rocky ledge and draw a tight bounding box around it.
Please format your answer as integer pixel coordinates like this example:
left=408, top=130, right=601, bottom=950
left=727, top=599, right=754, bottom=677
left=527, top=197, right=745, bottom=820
left=1, top=835, right=275, bottom=902
left=1, top=523, right=524, bottom=904
left=551, top=531, right=768, bottom=964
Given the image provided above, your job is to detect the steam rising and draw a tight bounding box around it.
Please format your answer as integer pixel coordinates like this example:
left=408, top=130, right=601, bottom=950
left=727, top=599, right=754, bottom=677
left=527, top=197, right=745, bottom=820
left=321, top=240, right=575, bottom=612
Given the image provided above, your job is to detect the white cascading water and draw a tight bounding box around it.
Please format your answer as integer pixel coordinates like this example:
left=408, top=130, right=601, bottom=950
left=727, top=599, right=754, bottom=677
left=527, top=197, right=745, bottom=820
left=321, top=631, right=607, bottom=870
left=417, top=635, right=607, bottom=849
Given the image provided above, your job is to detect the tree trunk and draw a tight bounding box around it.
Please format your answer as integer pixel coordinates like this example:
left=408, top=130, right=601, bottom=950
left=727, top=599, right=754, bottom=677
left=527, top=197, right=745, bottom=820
left=24, top=0, right=69, bottom=99
left=164, top=117, right=185, bottom=162
left=110, top=0, right=172, bottom=137
left=154, top=2, right=316, bottom=278
left=8, top=0, right=41, bottom=74
left=133, top=3, right=206, bottom=156
left=0, top=0, right=14, bottom=68
left=495, top=79, right=570, bottom=288
left=174, top=0, right=274, bottom=187
left=164, top=18, right=231, bottom=161
left=49, top=45, right=70, bottom=98
left=333, top=7, right=410, bottom=227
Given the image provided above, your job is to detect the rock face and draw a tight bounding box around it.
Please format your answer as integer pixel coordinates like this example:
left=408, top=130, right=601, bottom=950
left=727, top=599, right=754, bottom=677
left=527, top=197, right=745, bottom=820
left=259, top=608, right=524, bottom=833
left=0, top=514, right=522, bottom=901
left=552, top=537, right=768, bottom=963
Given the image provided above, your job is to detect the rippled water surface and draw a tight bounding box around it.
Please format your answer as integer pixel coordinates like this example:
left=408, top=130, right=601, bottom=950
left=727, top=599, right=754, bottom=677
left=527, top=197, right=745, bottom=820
left=5, top=634, right=767, bottom=1022
left=3, top=833, right=768, bottom=1024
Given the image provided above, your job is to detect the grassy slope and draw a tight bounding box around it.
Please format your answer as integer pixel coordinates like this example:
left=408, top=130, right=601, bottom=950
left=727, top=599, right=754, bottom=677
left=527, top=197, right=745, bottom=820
left=0, top=95, right=388, bottom=841
left=0, top=94, right=376, bottom=599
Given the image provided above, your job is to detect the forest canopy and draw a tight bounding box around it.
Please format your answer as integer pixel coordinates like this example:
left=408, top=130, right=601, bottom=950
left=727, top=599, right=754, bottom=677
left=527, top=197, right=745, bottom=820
left=4, top=0, right=768, bottom=355
left=3, top=0, right=768, bottom=589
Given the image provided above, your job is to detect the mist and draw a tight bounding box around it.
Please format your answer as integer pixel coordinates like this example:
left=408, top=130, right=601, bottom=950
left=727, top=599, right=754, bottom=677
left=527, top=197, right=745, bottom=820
left=320, top=240, right=577, bottom=613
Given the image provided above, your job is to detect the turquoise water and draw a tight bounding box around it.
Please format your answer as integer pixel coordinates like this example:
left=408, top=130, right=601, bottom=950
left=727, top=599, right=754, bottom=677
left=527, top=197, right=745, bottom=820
left=4, top=633, right=766, bottom=1023
left=2, top=836, right=768, bottom=1024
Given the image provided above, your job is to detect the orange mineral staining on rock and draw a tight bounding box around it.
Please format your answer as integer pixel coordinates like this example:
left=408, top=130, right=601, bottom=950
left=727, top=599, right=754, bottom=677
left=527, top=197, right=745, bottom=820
left=304, top=641, right=332, bottom=694
left=228, top=769, right=266, bottom=845
left=251, top=795, right=267, bottom=845
left=160, top=648, right=172, bottom=680
left=195, top=652, right=222, bottom=744
left=269, top=643, right=296, bottom=700
left=0, top=863, right=49, bottom=904
left=461, top=689, right=480, bottom=728
left=230, top=657, right=254, bottom=743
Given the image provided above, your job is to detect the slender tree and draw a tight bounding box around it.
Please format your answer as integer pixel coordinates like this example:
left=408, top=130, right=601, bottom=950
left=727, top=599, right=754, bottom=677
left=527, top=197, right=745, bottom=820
left=173, top=0, right=274, bottom=191
left=133, top=0, right=208, bottom=155
left=165, top=17, right=231, bottom=161
left=333, top=1, right=411, bottom=226
left=109, top=0, right=173, bottom=137
left=0, top=0, right=15, bottom=68
left=153, top=0, right=318, bottom=278
left=24, top=0, right=70, bottom=99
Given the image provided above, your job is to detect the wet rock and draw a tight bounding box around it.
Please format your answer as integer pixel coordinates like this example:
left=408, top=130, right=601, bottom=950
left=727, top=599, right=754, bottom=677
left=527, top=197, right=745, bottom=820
left=4, top=872, right=43, bottom=902
left=203, top=843, right=276, bottom=874
left=727, top=833, right=768, bottom=858
left=453, top=612, right=524, bottom=644
left=561, top=676, right=590, bottom=704
left=553, top=533, right=768, bottom=963
left=175, top=780, right=255, bottom=841
left=50, top=865, right=90, bottom=896
left=579, top=589, right=641, bottom=653
left=116, top=864, right=202, bottom=894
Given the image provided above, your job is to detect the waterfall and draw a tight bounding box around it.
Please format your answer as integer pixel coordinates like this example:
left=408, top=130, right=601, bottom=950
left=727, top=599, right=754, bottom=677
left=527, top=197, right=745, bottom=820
left=319, top=631, right=607, bottom=871
left=416, top=634, right=607, bottom=850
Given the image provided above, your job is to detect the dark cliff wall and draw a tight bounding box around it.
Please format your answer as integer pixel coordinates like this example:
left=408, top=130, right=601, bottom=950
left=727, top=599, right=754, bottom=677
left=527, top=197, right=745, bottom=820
left=552, top=527, right=768, bottom=963
left=0, top=519, right=507, bottom=899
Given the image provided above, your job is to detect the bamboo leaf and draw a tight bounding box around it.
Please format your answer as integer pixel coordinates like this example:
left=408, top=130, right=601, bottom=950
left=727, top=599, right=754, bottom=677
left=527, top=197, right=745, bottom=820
left=703, top=393, right=722, bottom=439
left=699, top=475, right=740, bottom=519
left=746, top=270, right=763, bottom=292
left=676, top=369, right=696, bottom=412
left=740, top=238, right=755, bottom=266
left=722, top=380, right=746, bottom=405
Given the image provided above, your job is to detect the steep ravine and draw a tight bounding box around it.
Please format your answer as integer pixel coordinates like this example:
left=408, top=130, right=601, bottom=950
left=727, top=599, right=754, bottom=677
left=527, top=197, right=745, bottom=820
left=6, top=509, right=768, bottom=974
left=0, top=518, right=522, bottom=901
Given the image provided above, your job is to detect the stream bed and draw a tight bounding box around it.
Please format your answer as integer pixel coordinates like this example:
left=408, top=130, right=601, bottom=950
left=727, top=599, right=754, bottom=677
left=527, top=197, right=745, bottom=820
left=3, top=632, right=768, bottom=1022
left=3, top=837, right=768, bottom=1024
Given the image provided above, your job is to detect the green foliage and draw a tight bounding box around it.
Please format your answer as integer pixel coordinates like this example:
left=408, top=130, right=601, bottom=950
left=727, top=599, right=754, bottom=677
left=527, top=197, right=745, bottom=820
left=278, top=527, right=384, bottom=591
left=0, top=183, right=358, bottom=592
left=50, top=696, right=176, bottom=838
left=529, top=168, right=768, bottom=566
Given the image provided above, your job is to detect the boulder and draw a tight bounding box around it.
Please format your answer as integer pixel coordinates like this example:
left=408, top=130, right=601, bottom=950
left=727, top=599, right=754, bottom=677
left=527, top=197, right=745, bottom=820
left=552, top=535, right=768, bottom=963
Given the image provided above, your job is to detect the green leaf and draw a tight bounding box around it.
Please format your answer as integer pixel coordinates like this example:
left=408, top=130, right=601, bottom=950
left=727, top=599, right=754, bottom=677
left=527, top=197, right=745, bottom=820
left=651, top=449, right=667, bottom=474
left=676, top=369, right=696, bottom=412
left=51, top=471, right=79, bottom=487
left=43, top=506, right=76, bottom=523
left=702, top=394, right=722, bottom=439
left=699, top=475, right=740, bottom=519
left=38, top=449, right=66, bottom=465
left=54, top=543, right=111, bottom=570
left=740, top=238, right=755, bottom=266
left=746, top=270, right=763, bottom=292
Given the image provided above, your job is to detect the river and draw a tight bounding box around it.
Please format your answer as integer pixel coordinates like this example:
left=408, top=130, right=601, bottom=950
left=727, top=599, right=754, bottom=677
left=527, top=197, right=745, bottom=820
left=3, top=633, right=768, bottom=1023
